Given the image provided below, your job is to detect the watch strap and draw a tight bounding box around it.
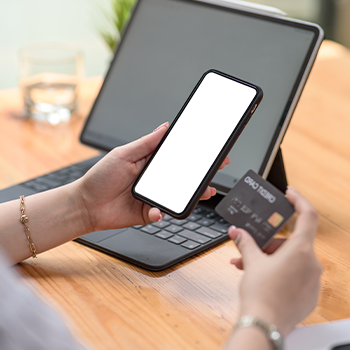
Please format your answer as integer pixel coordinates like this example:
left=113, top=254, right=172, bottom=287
left=235, top=315, right=283, bottom=350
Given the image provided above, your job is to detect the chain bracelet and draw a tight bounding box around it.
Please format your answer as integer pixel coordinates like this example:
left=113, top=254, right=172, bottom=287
left=20, top=196, right=37, bottom=258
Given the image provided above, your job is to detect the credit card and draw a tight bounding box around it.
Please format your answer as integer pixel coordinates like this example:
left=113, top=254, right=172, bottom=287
left=215, top=169, right=295, bottom=249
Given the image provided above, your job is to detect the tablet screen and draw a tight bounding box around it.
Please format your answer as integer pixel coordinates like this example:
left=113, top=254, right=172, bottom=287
left=81, top=0, right=322, bottom=192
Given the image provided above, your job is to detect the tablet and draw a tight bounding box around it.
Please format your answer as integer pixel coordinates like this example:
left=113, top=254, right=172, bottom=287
left=81, top=0, right=324, bottom=193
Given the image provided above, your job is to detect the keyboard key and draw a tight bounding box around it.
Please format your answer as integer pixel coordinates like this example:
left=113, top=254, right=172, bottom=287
left=23, top=181, right=48, bottom=192
left=170, top=218, right=188, bottom=225
left=181, top=240, right=200, bottom=250
left=193, top=207, right=208, bottom=215
left=47, top=172, right=67, bottom=181
left=165, top=225, right=183, bottom=233
left=153, top=221, right=170, bottom=228
left=168, top=235, right=187, bottom=244
left=133, top=225, right=143, bottom=229
left=37, top=177, right=61, bottom=188
left=205, top=212, right=219, bottom=220
left=163, top=214, right=172, bottom=221
left=197, top=218, right=214, bottom=226
left=182, top=222, right=201, bottom=231
left=155, top=231, right=174, bottom=240
left=69, top=169, right=84, bottom=177
left=73, top=163, right=93, bottom=171
left=141, top=225, right=160, bottom=234
left=216, top=217, right=229, bottom=224
left=210, top=222, right=231, bottom=234
left=187, top=214, right=201, bottom=221
left=177, top=229, right=211, bottom=244
left=60, top=178, right=78, bottom=185
left=59, top=168, right=71, bottom=175
left=196, top=226, right=222, bottom=239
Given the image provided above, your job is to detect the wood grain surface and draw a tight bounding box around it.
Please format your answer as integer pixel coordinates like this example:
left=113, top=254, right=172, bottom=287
left=1, top=40, right=350, bottom=350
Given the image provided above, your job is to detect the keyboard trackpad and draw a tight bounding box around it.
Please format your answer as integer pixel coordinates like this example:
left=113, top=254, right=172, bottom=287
left=80, top=228, right=128, bottom=243
left=97, top=228, right=189, bottom=271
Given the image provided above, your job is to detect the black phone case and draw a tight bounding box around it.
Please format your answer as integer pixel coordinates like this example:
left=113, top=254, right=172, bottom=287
left=132, top=69, right=263, bottom=219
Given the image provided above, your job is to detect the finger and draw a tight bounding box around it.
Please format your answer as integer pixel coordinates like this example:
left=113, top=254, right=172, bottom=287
left=117, top=122, right=169, bottom=162
left=200, top=186, right=216, bottom=200
left=262, top=237, right=287, bottom=254
left=148, top=207, right=163, bottom=222
left=218, top=157, right=230, bottom=170
left=286, top=186, right=318, bottom=243
left=228, top=227, right=263, bottom=269
left=230, top=257, right=244, bottom=270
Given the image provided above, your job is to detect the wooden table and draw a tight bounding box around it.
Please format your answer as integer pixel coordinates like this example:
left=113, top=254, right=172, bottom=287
left=1, top=40, right=350, bottom=350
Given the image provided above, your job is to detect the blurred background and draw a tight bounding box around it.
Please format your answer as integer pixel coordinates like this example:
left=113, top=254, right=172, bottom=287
left=0, top=0, right=349, bottom=90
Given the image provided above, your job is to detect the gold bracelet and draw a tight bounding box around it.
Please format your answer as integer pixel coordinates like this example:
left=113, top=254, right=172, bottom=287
left=20, top=196, right=37, bottom=258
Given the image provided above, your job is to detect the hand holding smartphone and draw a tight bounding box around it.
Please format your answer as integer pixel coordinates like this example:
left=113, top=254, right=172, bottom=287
left=132, top=70, right=263, bottom=219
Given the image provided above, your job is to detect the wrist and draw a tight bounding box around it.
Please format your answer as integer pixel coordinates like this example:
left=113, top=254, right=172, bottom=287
left=225, top=322, right=273, bottom=350
left=67, top=180, right=94, bottom=236
left=1, top=183, right=95, bottom=264
left=240, top=303, right=287, bottom=336
left=235, top=315, right=283, bottom=350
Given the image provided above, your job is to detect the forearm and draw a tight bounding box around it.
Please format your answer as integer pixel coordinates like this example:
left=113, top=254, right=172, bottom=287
left=0, top=180, right=90, bottom=265
left=224, top=327, right=272, bottom=350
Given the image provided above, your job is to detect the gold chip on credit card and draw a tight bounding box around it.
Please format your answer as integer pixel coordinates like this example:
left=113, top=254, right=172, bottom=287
left=268, top=212, right=284, bottom=228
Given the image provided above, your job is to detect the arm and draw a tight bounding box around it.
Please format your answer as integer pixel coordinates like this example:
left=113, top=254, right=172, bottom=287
left=225, top=327, right=272, bottom=350
left=0, top=183, right=89, bottom=265
left=0, top=122, right=229, bottom=265
left=225, top=187, right=323, bottom=349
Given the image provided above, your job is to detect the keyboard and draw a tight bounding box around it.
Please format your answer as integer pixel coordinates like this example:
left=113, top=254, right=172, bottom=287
left=21, top=156, right=103, bottom=193
left=133, top=206, right=230, bottom=251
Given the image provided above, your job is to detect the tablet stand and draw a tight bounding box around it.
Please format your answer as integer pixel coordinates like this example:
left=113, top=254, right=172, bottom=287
left=266, top=147, right=288, bottom=193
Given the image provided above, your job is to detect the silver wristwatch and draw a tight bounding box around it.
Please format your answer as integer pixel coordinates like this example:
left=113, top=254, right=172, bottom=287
left=235, top=315, right=283, bottom=350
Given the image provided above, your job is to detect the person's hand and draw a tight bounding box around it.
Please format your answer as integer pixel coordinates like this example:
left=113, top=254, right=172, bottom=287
left=75, top=122, right=230, bottom=232
left=228, top=187, right=323, bottom=336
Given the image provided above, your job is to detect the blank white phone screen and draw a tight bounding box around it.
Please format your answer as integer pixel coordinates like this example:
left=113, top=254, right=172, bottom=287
left=135, top=72, right=257, bottom=214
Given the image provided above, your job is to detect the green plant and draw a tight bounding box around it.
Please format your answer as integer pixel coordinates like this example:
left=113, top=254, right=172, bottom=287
left=98, top=0, right=136, bottom=52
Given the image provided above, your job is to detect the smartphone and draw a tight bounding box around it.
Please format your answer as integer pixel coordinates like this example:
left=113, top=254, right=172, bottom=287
left=132, top=69, right=263, bottom=219
left=332, top=345, right=350, bottom=350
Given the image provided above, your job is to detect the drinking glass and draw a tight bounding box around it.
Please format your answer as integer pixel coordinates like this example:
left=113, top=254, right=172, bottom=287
left=19, top=42, right=84, bottom=125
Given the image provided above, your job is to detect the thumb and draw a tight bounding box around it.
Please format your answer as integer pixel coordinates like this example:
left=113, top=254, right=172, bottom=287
left=228, top=227, right=263, bottom=269
left=119, top=122, right=169, bottom=162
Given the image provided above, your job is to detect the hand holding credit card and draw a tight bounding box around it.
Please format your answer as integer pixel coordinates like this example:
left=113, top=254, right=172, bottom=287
left=215, top=170, right=295, bottom=249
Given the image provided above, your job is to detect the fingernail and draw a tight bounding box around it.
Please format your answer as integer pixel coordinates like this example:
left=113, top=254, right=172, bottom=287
left=228, top=225, right=237, bottom=238
left=157, top=214, right=163, bottom=222
left=153, top=121, right=169, bottom=132
left=287, top=185, right=298, bottom=193
left=228, top=226, right=242, bottom=246
left=234, top=234, right=241, bottom=245
left=228, top=225, right=236, bottom=233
